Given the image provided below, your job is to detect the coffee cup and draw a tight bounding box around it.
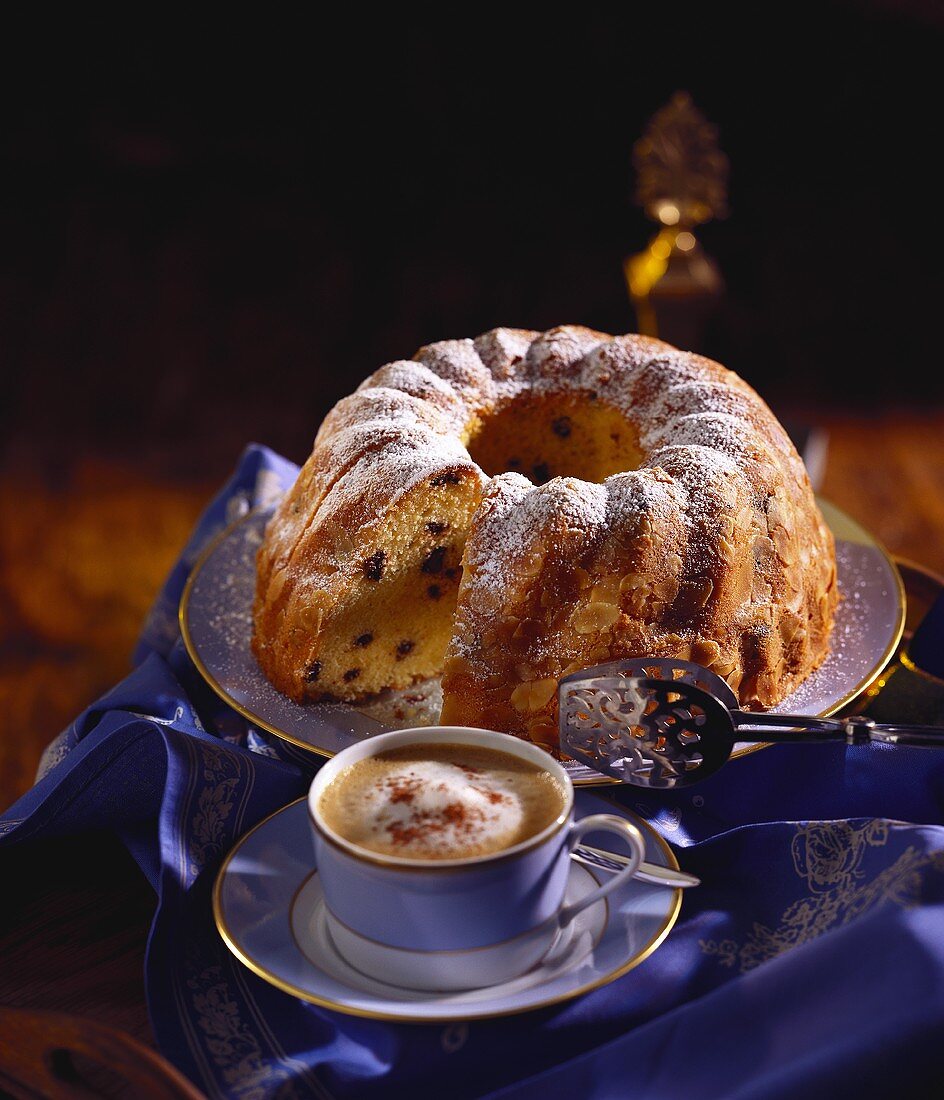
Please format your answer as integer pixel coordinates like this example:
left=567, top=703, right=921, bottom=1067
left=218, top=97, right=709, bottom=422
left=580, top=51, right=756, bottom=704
left=307, top=726, right=645, bottom=991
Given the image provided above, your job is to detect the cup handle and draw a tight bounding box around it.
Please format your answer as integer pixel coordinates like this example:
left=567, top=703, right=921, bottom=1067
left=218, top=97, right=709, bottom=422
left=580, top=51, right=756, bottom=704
left=558, top=814, right=646, bottom=928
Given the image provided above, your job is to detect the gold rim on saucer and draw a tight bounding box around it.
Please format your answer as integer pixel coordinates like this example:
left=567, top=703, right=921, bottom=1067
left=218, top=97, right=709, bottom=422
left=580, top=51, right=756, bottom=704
left=212, top=794, right=683, bottom=1021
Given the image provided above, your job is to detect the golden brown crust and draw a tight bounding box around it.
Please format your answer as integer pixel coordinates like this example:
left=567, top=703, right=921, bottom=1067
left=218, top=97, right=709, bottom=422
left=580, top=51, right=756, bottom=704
left=253, top=326, right=838, bottom=727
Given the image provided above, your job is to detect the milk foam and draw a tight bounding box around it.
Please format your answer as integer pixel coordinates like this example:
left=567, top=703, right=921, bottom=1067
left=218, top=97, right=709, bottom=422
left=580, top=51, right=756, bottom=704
left=361, top=760, right=523, bottom=855
left=319, top=743, right=565, bottom=859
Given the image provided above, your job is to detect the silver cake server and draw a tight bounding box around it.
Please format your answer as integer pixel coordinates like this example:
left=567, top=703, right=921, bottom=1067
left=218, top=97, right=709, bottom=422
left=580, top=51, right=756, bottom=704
left=559, top=658, right=944, bottom=789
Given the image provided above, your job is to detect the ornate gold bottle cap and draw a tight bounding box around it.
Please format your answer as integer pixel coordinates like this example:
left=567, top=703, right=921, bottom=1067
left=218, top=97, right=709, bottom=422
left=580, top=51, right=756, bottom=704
left=625, top=91, right=728, bottom=346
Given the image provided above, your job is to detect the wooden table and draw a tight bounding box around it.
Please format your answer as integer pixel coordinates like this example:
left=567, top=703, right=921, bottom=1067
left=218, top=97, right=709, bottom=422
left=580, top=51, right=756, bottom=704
left=1, top=408, right=943, bottom=1062
left=818, top=412, right=944, bottom=580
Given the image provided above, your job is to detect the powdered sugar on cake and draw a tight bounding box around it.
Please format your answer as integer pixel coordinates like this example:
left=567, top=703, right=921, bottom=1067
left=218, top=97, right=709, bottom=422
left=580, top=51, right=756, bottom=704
left=463, top=473, right=610, bottom=605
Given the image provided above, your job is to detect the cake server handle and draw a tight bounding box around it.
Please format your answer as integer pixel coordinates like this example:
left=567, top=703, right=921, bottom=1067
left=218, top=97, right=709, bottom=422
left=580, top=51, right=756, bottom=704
left=731, top=711, right=944, bottom=746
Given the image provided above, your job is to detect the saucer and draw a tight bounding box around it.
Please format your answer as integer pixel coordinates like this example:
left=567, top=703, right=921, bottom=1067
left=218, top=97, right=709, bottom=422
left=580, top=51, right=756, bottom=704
left=181, top=500, right=905, bottom=783
left=213, top=793, right=683, bottom=1021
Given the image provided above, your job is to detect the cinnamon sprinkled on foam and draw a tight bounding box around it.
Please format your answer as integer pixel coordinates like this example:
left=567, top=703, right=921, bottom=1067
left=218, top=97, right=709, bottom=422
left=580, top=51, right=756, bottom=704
left=318, top=745, right=566, bottom=859
left=361, top=761, right=520, bottom=856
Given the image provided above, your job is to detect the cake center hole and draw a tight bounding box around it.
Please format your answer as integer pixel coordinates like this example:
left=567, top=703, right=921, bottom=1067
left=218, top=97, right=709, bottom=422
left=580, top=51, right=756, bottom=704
left=466, top=396, right=643, bottom=484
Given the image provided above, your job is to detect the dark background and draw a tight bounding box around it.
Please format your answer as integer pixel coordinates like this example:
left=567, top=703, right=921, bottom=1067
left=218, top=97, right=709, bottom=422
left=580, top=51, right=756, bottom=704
left=2, top=2, right=942, bottom=485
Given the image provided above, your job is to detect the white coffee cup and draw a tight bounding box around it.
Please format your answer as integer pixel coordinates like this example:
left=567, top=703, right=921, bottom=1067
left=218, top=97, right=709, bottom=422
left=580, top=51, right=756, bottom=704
left=308, top=726, right=645, bottom=991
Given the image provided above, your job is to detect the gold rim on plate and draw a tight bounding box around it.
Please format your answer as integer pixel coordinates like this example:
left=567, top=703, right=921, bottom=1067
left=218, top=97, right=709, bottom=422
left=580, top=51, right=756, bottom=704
left=211, top=794, right=683, bottom=1021
left=180, top=497, right=906, bottom=773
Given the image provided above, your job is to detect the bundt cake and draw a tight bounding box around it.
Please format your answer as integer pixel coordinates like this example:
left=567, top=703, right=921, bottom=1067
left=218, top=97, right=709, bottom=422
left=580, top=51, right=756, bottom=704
left=252, top=326, right=838, bottom=746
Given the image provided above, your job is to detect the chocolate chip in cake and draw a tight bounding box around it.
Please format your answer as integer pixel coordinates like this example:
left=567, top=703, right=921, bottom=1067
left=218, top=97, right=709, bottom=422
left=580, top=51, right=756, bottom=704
left=343, top=668, right=361, bottom=682
left=396, top=639, right=415, bottom=659
left=363, top=550, right=386, bottom=581
left=426, top=521, right=448, bottom=534
left=430, top=471, right=461, bottom=486
left=354, top=633, right=373, bottom=647
left=552, top=416, right=572, bottom=438
left=427, top=584, right=442, bottom=599
left=306, top=662, right=322, bottom=683
left=507, top=456, right=521, bottom=469
left=421, top=546, right=447, bottom=575
left=532, top=462, right=551, bottom=484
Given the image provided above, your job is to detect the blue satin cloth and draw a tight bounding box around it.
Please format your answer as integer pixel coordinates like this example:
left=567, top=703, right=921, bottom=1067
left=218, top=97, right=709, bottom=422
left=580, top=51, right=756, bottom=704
left=3, top=444, right=944, bottom=1099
